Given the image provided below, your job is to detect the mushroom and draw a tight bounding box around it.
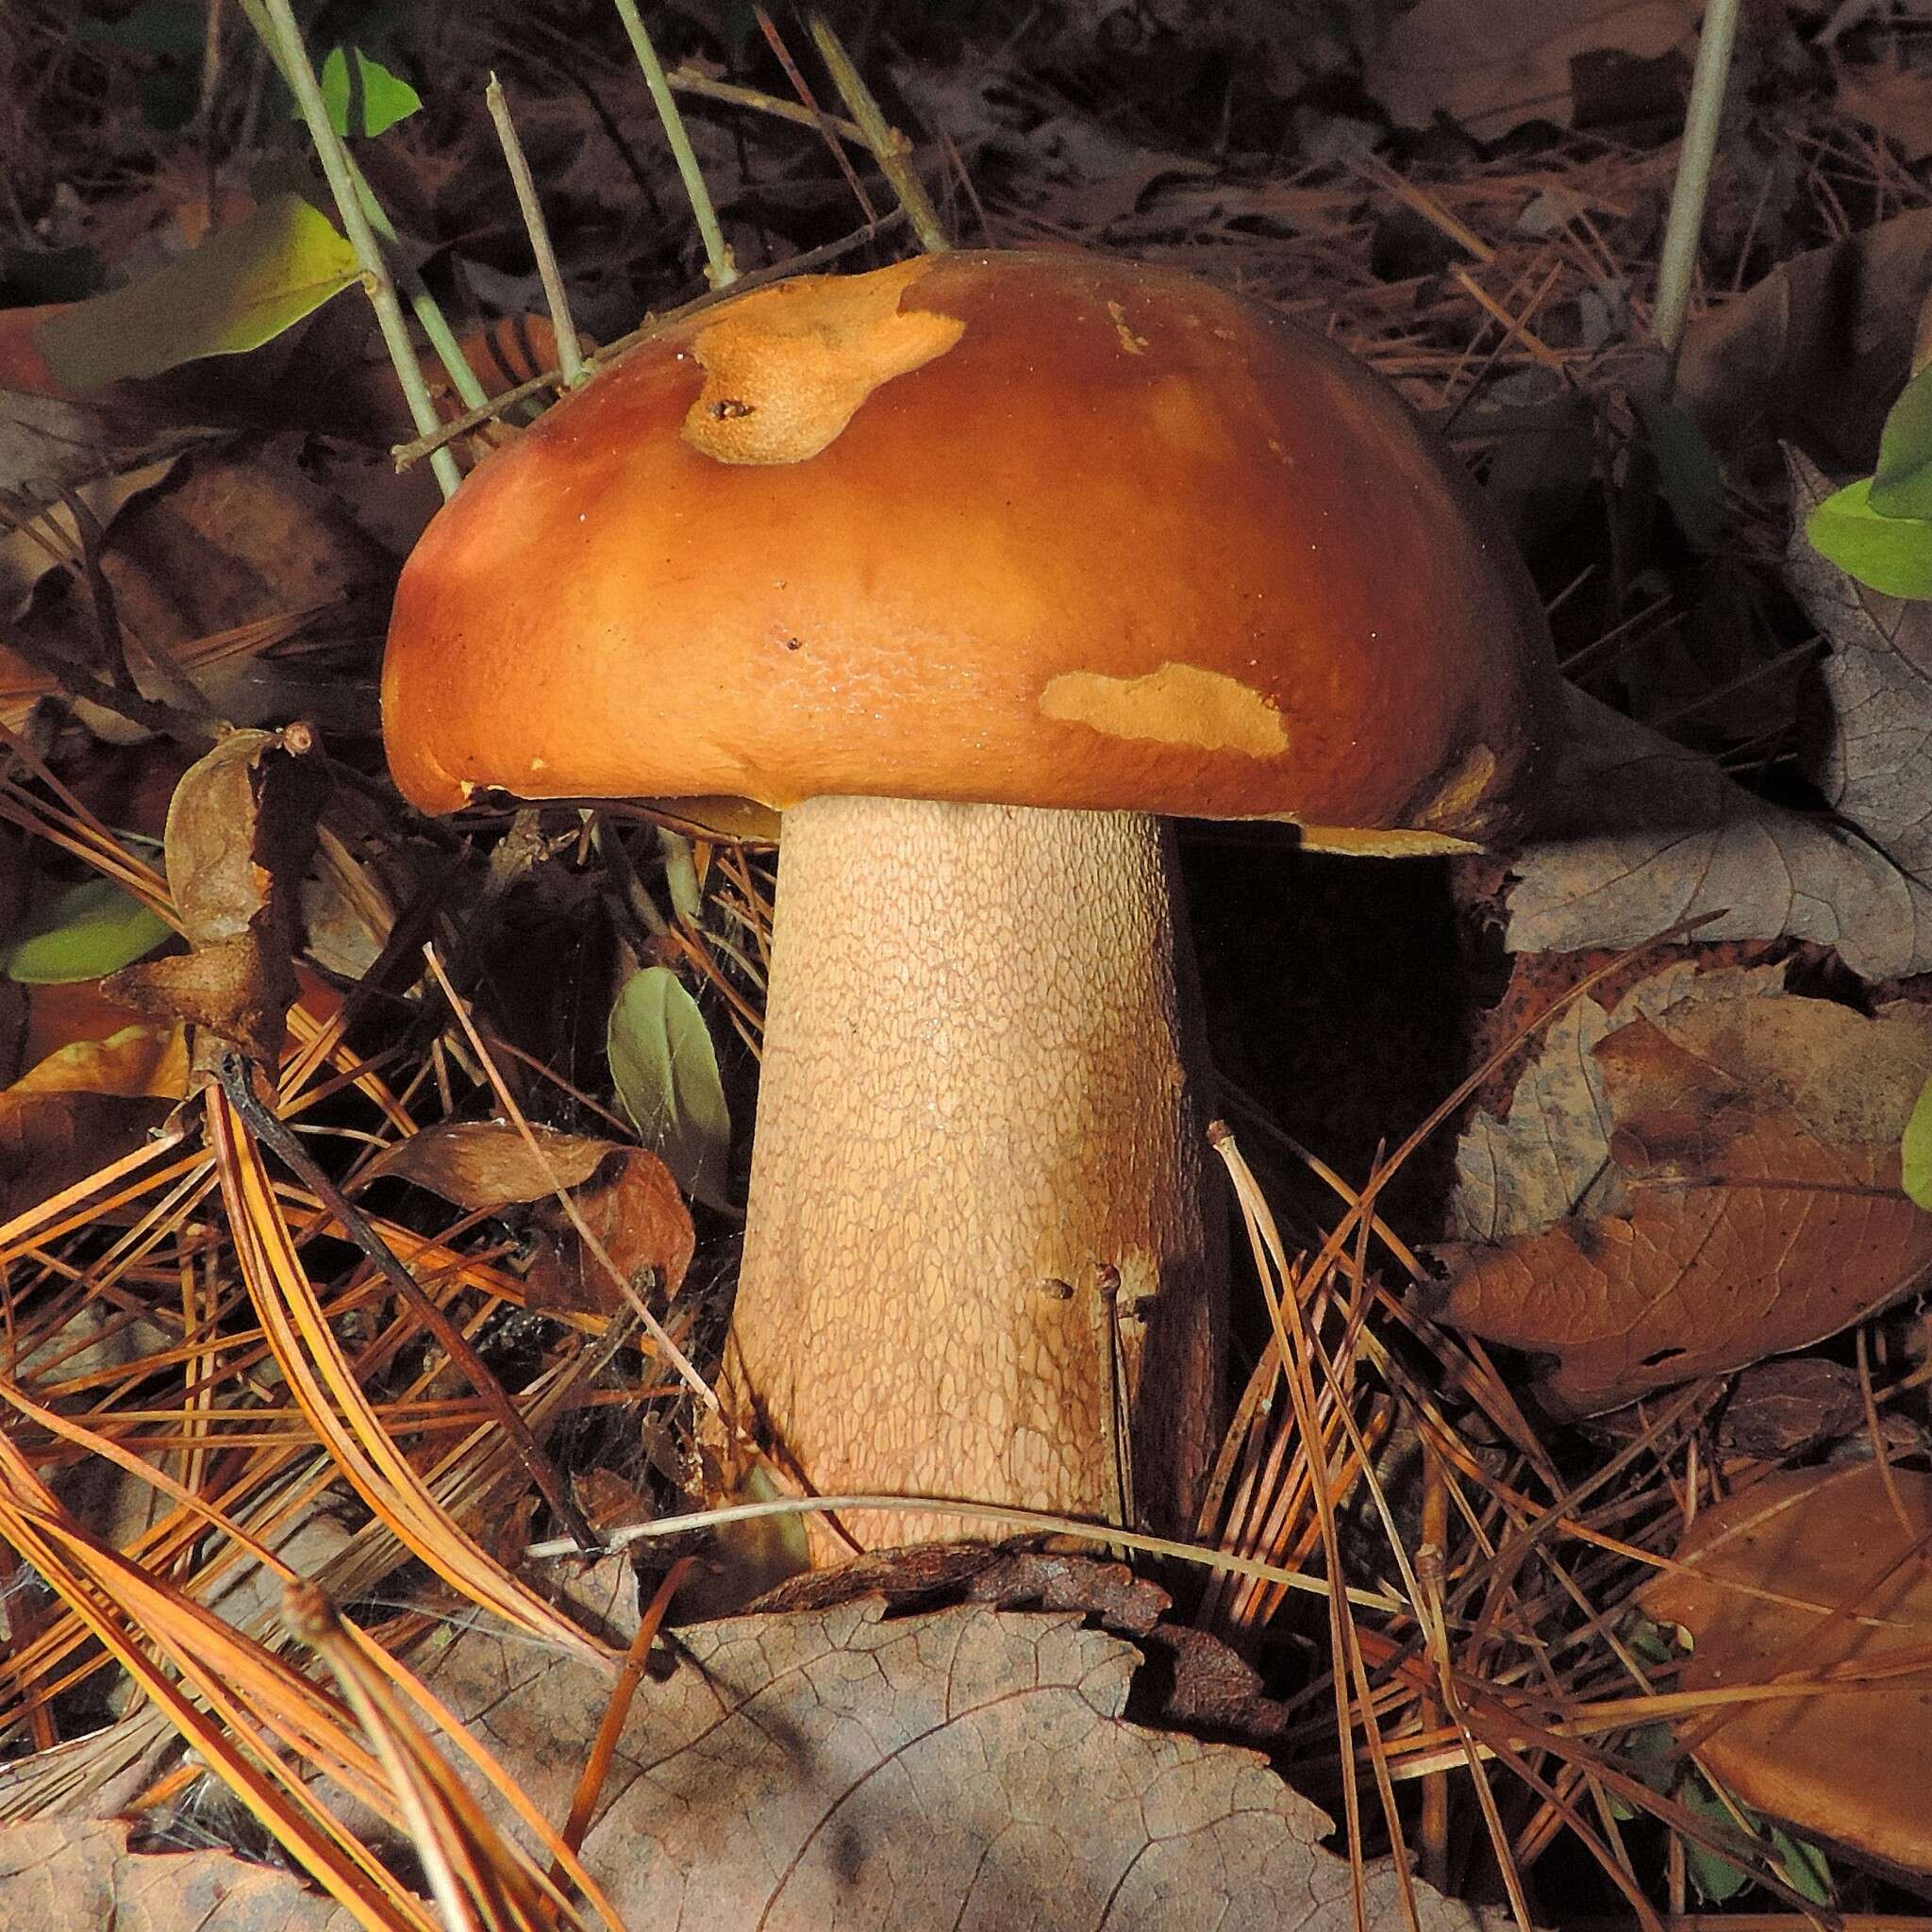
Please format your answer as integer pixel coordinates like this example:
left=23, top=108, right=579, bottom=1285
left=382, top=249, right=1563, bottom=1556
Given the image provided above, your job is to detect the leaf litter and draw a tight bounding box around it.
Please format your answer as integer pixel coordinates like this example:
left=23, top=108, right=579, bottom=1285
left=0, top=0, right=1931, bottom=1924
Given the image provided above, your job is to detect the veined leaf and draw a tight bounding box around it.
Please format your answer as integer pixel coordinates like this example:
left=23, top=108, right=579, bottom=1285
left=2, top=878, right=173, bottom=985
left=35, top=195, right=359, bottom=392
left=607, top=967, right=733, bottom=1210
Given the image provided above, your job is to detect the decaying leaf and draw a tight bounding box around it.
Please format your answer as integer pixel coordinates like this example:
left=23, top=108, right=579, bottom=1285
left=105, top=726, right=328, bottom=1063
left=11, top=1022, right=188, bottom=1101
left=1676, top=206, right=1932, bottom=470
left=0, top=1818, right=355, bottom=1931
left=1450, top=961, right=1784, bottom=1243
left=1363, top=0, right=1696, bottom=137
left=359, top=1119, right=613, bottom=1208
left=1715, top=1358, right=1866, bottom=1462
left=391, top=1576, right=1491, bottom=1931
left=1435, top=991, right=1932, bottom=1414
left=0, top=1089, right=174, bottom=1225
left=1639, top=1464, right=1932, bottom=1883
left=1503, top=688, right=1932, bottom=980
left=0, top=454, right=177, bottom=620
left=1784, top=446, right=1932, bottom=879
left=364, top=1121, right=696, bottom=1315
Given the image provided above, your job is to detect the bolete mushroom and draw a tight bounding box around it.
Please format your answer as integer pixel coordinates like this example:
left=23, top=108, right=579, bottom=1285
left=382, top=249, right=1562, bottom=1555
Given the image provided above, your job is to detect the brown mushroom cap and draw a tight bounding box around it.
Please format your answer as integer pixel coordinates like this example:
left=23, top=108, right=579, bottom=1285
left=383, top=249, right=1561, bottom=845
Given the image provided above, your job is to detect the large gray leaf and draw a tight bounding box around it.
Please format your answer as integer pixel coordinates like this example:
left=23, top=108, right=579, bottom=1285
left=1784, top=445, right=1932, bottom=876
left=1504, top=686, right=1932, bottom=979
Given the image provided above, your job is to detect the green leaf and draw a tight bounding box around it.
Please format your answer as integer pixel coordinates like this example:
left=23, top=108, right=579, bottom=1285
left=1872, top=361, right=1932, bottom=520
left=1904, top=1074, right=1932, bottom=1212
left=1766, top=1827, right=1833, bottom=1907
left=1806, top=477, right=1932, bottom=600
left=34, top=194, right=360, bottom=392
left=2, top=879, right=173, bottom=985
left=1634, top=394, right=1726, bottom=549
left=1677, top=1781, right=1752, bottom=1904
left=608, top=967, right=734, bottom=1210
left=318, top=46, right=422, bottom=139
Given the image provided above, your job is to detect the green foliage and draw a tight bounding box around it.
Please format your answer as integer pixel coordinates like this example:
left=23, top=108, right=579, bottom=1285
left=317, top=46, right=422, bottom=139
left=1807, top=476, right=1932, bottom=599
left=1807, top=358, right=1932, bottom=597
left=1905, top=1074, right=1932, bottom=1211
left=607, top=966, right=734, bottom=1210
left=1, top=879, right=173, bottom=986
left=34, top=195, right=359, bottom=391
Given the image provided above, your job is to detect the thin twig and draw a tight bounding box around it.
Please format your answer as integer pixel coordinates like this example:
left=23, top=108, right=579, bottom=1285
left=485, top=74, right=586, bottom=387
left=250, top=0, right=463, bottom=498
left=808, top=13, right=949, bottom=254
left=612, top=0, right=737, bottom=287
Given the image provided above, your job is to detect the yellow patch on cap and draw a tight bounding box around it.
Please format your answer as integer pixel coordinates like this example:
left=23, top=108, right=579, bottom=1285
left=1039, top=662, right=1288, bottom=758
left=681, top=257, right=964, bottom=466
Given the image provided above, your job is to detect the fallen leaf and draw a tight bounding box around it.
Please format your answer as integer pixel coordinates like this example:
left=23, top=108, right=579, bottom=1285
left=1503, top=687, right=1932, bottom=980
left=0, top=877, right=173, bottom=986
left=1716, top=1358, right=1865, bottom=1461
left=1834, top=58, right=1932, bottom=164
left=1434, top=1000, right=1932, bottom=1413
left=1785, top=446, right=1932, bottom=877
left=364, top=1121, right=697, bottom=1316
left=0, top=1818, right=353, bottom=1931
left=1639, top=1463, right=1932, bottom=1883
left=386, top=1575, right=1488, bottom=1930
left=11, top=1023, right=188, bottom=1101
left=1450, top=961, right=1784, bottom=1243
left=607, top=966, right=733, bottom=1211
left=1363, top=0, right=1696, bottom=138
left=0, top=454, right=177, bottom=620
left=0, top=1090, right=174, bottom=1225
left=105, top=726, right=328, bottom=1063
left=33, top=197, right=359, bottom=393
left=359, top=1119, right=613, bottom=1208
left=1676, top=207, right=1932, bottom=471
left=525, top=1146, right=695, bottom=1314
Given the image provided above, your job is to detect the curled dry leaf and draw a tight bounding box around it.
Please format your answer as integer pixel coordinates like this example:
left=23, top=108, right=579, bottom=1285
left=1639, top=1463, right=1932, bottom=1883
left=386, top=1576, right=1490, bottom=1932
left=364, top=1120, right=695, bottom=1315
left=105, top=725, right=329, bottom=1064
left=1503, top=687, right=1932, bottom=980
left=1434, top=993, right=1932, bottom=1414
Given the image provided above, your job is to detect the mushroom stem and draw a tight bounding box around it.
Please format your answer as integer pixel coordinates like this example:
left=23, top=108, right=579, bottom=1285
left=728, top=793, right=1226, bottom=1555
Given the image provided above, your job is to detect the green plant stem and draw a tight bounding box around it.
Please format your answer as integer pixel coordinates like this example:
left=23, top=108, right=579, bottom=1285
left=808, top=13, right=949, bottom=255
left=485, top=74, right=585, bottom=387
left=1653, top=0, right=1742, bottom=375
left=612, top=0, right=738, bottom=289
left=251, top=0, right=463, bottom=498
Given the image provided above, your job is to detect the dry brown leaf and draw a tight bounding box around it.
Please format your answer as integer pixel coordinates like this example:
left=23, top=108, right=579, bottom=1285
left=1434, top=1007, right=1932, bottom=1414
left=525, top=1147, right=695, bottom=1314
left=363, top=1122, right=696, bottom=1315
left=1363, top=0, right=1697, bottom=137
left=1834, top=58, right=1932, bottom=164
left=1639, top=1463, right=1932, bottom=1882
left=1716, top=1358, right=1865, bottom=1461
left=394, top=1574, right=1491, bottom=1931
left=1503, top=688, right=1932, bottom=979
left=106, top=726, right=328, bottom=1063
left=1676, top=206, right=1932, bottom=469
left=360, top=1119, right=613, bottom=1208
left=10, top=1021, right=188, bottom=1100
left=0, top=1818, right=355, bottom=1930
left=0, top=1089, right=173, bottom=1226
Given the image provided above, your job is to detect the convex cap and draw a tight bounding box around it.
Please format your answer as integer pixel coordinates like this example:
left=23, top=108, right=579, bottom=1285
left=383, top=249, right=1562, bottom=849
